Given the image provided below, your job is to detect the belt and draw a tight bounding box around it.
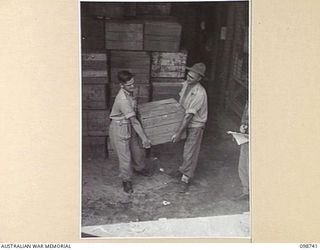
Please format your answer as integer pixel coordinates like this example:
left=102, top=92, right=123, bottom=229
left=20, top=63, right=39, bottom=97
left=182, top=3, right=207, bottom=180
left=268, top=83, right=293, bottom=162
left=112, top=119, right=130, bottom=125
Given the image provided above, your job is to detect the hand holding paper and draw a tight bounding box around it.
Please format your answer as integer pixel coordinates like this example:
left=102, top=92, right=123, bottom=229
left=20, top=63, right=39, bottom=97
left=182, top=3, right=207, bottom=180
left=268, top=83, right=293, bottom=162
left=227, top=131, right=249, bottom=145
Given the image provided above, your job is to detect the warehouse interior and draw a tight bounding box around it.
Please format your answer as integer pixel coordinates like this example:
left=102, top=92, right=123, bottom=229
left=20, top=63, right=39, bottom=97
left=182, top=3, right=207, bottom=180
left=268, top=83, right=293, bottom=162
left=81, top=2, right=249, bottom=234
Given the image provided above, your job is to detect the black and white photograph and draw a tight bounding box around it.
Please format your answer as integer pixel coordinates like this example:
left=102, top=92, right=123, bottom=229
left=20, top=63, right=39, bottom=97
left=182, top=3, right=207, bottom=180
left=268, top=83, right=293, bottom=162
left=80, top=0, right=250, bottom=238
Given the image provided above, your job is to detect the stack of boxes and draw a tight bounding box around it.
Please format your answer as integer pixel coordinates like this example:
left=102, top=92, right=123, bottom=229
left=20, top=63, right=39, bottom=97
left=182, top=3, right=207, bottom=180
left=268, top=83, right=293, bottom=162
left=151, top=51, right=187, bottom=101
left=82, top=52, right=110, bottom=159
left=81, top=3, right=188, bottom=159
left=136, top=3, right=172, bottom=16
left=110, top=51, right=151, bottom=105
left=143, top=18, right=182, bottom=52
left=105, top=21, right=144, bottom=50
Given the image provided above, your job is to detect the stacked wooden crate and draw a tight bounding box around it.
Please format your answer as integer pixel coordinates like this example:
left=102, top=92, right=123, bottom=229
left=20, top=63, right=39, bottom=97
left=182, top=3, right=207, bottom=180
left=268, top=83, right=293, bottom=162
left=105, top=21, right=143, bottom=50
left=151, top=78, right=184, bottom=101
left=151, top=50, right=187, bottom=101
left=81, top=3, right=190, bottom=157
left=81, top=18, right=105, bottom=51
left=143, top=18, right=182, bottom=52
left=110, top=51, right=151, bottom=105
left=86, top=2, right=125, bottom=19
left=82, top=52, right=109, bottom=160
left=141, top=16, right=186, bottom=104
left=136, top=3, right=171, bottom=16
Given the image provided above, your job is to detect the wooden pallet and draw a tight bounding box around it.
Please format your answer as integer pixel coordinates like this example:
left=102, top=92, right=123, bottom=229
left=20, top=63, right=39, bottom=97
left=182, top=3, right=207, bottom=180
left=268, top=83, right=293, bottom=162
left=137, top=99, right=186, bottom=145
left=151, top=51, right=187, bottom=78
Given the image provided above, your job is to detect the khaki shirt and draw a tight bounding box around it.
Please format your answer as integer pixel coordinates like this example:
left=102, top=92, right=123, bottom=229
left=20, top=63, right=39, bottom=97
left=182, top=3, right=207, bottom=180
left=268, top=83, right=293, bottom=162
left=179, top=81, right=208, bottom=128
left=110, top=88, right=137, bottom=121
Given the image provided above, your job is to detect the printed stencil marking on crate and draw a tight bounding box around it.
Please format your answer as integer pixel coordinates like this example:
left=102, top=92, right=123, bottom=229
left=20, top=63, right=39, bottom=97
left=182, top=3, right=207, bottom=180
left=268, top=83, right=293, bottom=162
left=82, top=52, right=108, bottom=84
left=151, top=51, right=187, bottom=78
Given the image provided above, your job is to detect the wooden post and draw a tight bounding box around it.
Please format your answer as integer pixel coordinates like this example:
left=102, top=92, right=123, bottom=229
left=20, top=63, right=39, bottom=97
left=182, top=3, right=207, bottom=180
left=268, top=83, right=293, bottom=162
left=225, top=2, right=249, bottom=119
left=218, top=4, right=235, bottom=110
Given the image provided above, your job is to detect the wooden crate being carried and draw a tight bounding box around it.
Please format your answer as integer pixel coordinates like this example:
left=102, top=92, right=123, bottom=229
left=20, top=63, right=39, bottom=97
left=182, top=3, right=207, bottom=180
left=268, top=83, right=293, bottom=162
left=82, top=52, right=108, bottom=84
left=137, top=99, right=186, bottom=145
left=151, top=50, right=187, bottom=78
left=152, top=78, right=184, bottom=101
left=143, top=18, right=182, bottom=52
left=105, top=20, right=143, bottom=50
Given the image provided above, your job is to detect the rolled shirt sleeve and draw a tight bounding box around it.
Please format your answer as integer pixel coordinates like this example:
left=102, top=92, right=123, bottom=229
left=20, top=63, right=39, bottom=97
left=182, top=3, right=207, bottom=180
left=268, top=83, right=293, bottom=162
left=178, top=82, right=207, bottom=127
left=185, top=93, right=205, bottom=115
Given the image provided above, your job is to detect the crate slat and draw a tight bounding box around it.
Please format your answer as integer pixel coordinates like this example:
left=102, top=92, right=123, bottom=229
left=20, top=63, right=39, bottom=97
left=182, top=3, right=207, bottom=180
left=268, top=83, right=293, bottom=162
left=82, top=136, right=107, bottom=160
left=81, top=19, right=105, bottom=50
left=105, top=21, right=143, bottom=50
left=144, top=22, right=181, bottom=36
left=110, top=51, right=150, bottom=84
left=106, top=31, right=143, bottom=41
left=82, top=85, right=107, bottom=110
left=137, top=99, right=186, bottom=145
left=87, top=3, right=124, bottom=19
left=136, top=3, right=171, bottom=16
left=152, top=78, right=184, bottom=101
left=82, top=52, right=108, bottom=84
left=82, top=110, right=110, bottom=136
left=143, top=19, right=182, bottom=52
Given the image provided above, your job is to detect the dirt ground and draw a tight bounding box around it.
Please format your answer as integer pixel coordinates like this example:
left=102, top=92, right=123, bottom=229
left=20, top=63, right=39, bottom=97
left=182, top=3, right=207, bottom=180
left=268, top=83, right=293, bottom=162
left=81, top=110, right=249, bottom=227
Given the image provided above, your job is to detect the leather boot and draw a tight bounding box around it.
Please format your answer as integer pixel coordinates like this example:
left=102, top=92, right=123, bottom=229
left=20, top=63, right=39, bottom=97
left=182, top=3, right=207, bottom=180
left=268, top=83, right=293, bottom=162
left=122, top=181, right=133, bottom=193
left=127, top=181, right=133, bottom=193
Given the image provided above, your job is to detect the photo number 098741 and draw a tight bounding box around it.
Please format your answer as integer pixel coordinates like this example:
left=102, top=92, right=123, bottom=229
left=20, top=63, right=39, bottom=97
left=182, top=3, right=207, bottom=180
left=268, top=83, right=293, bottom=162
left=300, top=244, right=318, bottom=248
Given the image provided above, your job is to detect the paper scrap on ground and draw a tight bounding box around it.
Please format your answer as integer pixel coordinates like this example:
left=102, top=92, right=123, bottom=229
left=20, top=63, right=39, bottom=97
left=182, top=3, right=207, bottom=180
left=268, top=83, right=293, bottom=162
left=162, top=201, right=171, bottom=206
left=227, top=131, right=249, bottom=145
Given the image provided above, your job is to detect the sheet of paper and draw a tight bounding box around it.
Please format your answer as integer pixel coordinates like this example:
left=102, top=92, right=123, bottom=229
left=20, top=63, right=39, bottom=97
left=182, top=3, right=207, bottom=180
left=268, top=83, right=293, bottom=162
left=227, top=131, right=249, bottom=145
